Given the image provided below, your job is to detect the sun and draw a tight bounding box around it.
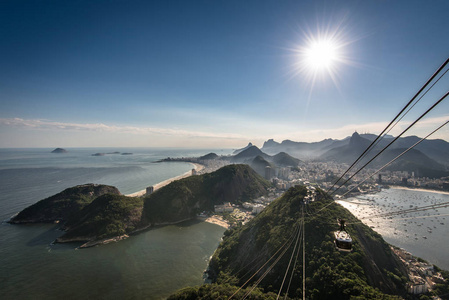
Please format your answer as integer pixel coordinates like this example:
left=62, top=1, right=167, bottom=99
left=304, top=39, right=339, bottom=71
left=287, top=28, right=353, bottom=92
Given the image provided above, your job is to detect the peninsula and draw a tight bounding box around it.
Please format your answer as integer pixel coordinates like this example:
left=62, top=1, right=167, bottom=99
left=9, top=164, right=270, bottom=247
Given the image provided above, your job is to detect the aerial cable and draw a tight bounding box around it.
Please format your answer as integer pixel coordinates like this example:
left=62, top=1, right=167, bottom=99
left=242, top=231, right=298, bottom=300
left=385, top=67, right=449, bottom=140
left=228, top=222, right=300, bottom=299
left=353, top=67, right=449, bottom=170
left=284, top=224, right=303, bottom=300
left=277, top=219, right=303, bottom=299
left=300, top=207, right=305, bottom=300
left=331, top=90, right=449, bottom=196
left=327, top=58, right=449, bottom=194
left=340, top=120, right=449, bottom=198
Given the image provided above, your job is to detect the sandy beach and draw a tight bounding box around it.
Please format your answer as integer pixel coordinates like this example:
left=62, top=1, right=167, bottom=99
left=203, top=215, right=230, bottom=229
left=126, top=163, right=204, bottom=197
left=390, top=185, right=449, bottom=196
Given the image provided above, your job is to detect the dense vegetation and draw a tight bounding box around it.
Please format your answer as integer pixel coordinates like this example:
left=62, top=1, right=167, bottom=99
left=141, top=164, right=271, bottom=226
left=11, top=165, right=270, bottom=246
left=168, top=284, right=281, bottom=300
left=58, top=194, right=143, bottom=242
left=9, top=184, right=120, bottom=224
left=170, top=185, right=407, bottom=299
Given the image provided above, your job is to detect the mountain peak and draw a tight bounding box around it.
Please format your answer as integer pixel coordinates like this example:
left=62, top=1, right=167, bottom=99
left=233, top=142, right=254, bottom=155
left=262, top=139, right=279, bottom=148
left=349, top=132, right=363, bottom=145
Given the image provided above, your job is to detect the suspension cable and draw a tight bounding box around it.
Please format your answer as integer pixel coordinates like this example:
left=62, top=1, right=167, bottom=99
left=331, top=90, right=449, bottom=196
left=327, top=58, right=449, bottom=194
left=340, top=120, right=449, bottom=198
left=228, top=222, right=300, bottom=299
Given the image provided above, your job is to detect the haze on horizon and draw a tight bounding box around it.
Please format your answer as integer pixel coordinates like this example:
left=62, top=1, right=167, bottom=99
left=1, top=0, right=449, bottom=148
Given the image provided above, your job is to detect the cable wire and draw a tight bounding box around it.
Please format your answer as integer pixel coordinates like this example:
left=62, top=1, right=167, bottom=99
left=327, top=58, right=449, bottom=194
left=340, top=120, right=449, bottom=197
left=277, top=218, right=303, bottom=299
left=228, top=222, right=300, bottom=299
left=331, top=90, right=449, bottom=196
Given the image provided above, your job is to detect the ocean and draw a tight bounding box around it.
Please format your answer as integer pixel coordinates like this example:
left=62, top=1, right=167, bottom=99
left=2, top=148, right=448, bottom=299
left=338, top=188, right=449, bottom=270
left=0, top=148, right=229, bottom=300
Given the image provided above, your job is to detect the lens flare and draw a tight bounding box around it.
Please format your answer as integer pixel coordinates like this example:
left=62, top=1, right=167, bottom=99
left=304, top=40, right=339, bottom=71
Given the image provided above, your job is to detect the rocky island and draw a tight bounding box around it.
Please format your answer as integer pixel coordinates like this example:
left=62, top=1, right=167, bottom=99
left=51, top=148, right=67, bottom=153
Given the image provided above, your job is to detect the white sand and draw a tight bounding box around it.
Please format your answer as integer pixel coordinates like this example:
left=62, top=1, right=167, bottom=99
left=204, top=215, right=230, bottom=229
left=390, top=185, right=449, bottom=196
left=126, top=163, right=204, bottom=197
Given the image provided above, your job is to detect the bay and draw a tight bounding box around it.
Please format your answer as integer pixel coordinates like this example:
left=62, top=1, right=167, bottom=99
left=338, top=187, right=449, bottom=270
left=0, top=148, right=229, bottom=299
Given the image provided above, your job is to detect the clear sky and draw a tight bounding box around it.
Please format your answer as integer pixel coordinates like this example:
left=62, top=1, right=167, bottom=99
left=1, top=0, right=448, bottom=148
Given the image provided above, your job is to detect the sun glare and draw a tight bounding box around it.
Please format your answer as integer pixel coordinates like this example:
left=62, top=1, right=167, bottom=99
left=287, top=26, right=354, bottom=93
left=304, top=40, right=339, bottom=70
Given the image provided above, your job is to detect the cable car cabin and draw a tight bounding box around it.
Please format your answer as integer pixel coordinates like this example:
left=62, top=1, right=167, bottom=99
left=334, top=230, right=353, bottom=252
left=334, top=218, right=352, bottom=252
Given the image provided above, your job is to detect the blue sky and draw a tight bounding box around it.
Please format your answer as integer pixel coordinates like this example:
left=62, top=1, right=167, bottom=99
left=1, top=0, right=448, bottom=148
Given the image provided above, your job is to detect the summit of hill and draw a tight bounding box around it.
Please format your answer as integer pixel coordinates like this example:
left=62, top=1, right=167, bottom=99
left=169, top=185, right=410, bottom=299
left=141, top=164, right=271, bottom=226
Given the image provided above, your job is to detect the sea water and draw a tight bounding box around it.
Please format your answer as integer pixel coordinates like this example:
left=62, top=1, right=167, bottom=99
left=338, top=188, right=449, bottom=270
left=0, top=148, right=228, bottom=300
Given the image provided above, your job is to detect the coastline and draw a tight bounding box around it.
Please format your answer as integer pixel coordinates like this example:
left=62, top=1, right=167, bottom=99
left=202, top=215, right=230, bottom=229
left=126, top=162, right=204, bottom=197
left=389, top=185, right=449, bottom=196
left=339, top=187, right=449, bottom=271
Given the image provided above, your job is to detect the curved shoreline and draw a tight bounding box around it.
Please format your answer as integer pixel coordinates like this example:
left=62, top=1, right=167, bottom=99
left=389, top=185, right=449, bottom=196
left=126, top=162, right=204, bottom=197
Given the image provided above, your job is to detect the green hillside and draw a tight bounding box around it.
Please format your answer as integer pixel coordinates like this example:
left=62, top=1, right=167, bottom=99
left=57, top=194, right=143, bottom=244
left=9, top=184, right=120, bottom=224
left=141, top=164, right=271, bottom=226
left=170, top=185, right=408, bottom=299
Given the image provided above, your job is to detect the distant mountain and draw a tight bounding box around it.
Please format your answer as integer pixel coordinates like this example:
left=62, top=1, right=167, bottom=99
left=262, top=138, right=337, bottom=159
left=249, top=155, right=274, bottom=177
left=233, top=142, right=254, bottom=155
left=271, top=151, right=301, bottom=167
left=320, top=132, right=372, bottom=164
left=229, top=146, right=301, bottom=177
left=231, top=145, right=269, bottom=162
left=261, top=133, right=449, bottom=168
left=318, top=132, right=449, bottom=178
left=199, top=152, right=219, bottom=160
left=262, top=138, right=280, bottom=148
left=391, top=136, right=449, bottom=166
left=377, top=148, right=449, bottom=178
